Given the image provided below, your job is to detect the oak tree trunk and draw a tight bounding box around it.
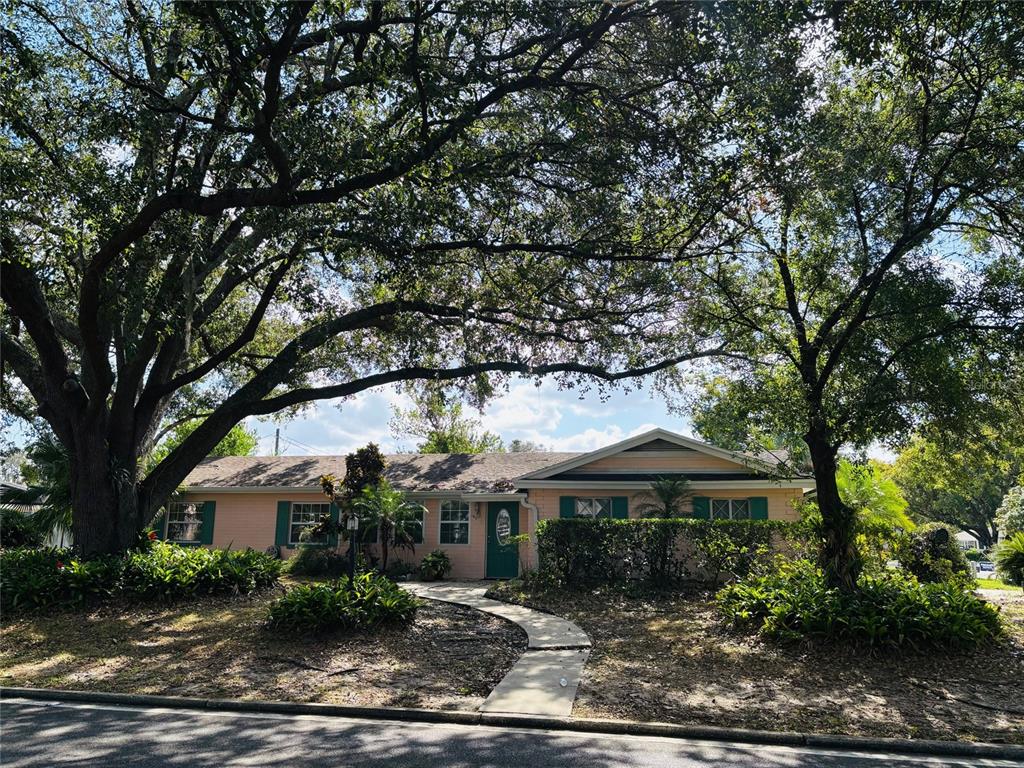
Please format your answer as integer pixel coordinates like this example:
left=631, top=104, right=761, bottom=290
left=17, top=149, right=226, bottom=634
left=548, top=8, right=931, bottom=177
left=805, top=423, right=861, bottom=592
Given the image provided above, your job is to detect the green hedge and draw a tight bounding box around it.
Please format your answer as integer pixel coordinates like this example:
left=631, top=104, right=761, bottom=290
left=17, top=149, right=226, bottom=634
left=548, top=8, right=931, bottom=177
left=717, top=559, right=1002, bottom=649
left=536, top=518, right=799, bottom=587
left=267, top=572, right=419, bottom=632
left=1, top=543, right=282, bottom=613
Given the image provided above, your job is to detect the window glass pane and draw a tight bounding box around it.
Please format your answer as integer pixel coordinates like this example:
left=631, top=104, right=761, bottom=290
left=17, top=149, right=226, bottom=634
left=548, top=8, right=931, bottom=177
left=575, top=498, right=593, bottom=517
left=290, top=503, right=329, bottom=545
left=596, top=498, right=611, bottom=518
left=732, top=499, right=750, bottom=520
left=711, top=499, right=730, bottom=520
left=440, top=500, right=469, bottom=521
left=167, top=502, right=202, bottom=542
left=440, top=522, right=469, bottom=544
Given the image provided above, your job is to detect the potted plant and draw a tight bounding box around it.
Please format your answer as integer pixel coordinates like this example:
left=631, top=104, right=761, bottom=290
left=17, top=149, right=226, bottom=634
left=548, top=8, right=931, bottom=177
left=419, top=550, right=452, bottom=582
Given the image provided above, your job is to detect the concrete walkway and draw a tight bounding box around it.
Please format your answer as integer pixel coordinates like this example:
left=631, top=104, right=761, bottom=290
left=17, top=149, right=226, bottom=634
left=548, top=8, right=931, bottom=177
left=404, top=582, right=591, bottom=717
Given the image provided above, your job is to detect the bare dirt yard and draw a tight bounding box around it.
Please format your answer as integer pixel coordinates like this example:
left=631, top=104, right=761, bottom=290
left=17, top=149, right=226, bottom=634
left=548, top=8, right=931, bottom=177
left=0, top=586, right=525, bottom=711
left=487, top=581, right=1024, bottom=744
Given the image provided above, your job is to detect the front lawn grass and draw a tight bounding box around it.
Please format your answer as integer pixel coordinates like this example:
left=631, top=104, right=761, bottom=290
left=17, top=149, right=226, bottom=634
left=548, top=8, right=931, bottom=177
left=487, top=580, right=1024, bottom=745
left=0, top=586, right=525, bottom=711
left=977, top=578, right=1021, bottom=591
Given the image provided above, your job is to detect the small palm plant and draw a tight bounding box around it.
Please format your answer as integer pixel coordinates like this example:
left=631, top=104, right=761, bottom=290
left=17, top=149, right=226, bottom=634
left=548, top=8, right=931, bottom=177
left=633, top=476, right=693, bottom=518
left=352, top=481, right=427, bottom=573
left=0, top=433, right=73, bottom=544
left=995, top=532, right=1024, bottom=590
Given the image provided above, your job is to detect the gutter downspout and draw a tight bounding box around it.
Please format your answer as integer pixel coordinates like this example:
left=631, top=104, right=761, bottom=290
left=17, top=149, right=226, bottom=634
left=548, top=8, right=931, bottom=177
left=520, top=494, right=540, bottom=573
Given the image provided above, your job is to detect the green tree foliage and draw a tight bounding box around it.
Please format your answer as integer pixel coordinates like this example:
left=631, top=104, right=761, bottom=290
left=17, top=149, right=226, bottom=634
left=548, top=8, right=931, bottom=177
left=997, top=486, right=1024, bottom=538
left=632, top=476, right=693, bottom=518
left=892, top=433, right=1021, bottom=549
left=995, top=532, right=1024, bottom=588
left=390, top=385, right=503, bottom=453
left=3, top=2, right=729, bottom=554
left=148, top=422, right=258, bottom=467
left=680, top=4, right=1024, bottom=589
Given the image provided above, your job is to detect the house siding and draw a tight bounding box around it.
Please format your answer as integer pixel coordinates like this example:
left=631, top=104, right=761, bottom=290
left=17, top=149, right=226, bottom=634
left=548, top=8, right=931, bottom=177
left=566, top=453, right=745, bottom=473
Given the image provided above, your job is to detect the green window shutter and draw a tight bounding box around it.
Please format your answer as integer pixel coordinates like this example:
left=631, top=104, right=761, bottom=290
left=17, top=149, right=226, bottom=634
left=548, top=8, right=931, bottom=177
left=152, top=510, right=167, bottom=540
left=692, top=496, right=710, bottom=519
left=559, top=496, right=576, bottom=518
left=199, top=501, right=216, bottom=545
left=328, top=502, right=340, bottom=547
left=411, top=508, right=424, bottom=544
left=612, top=497, right=629, bottom=519
left=749, top=496, right=769, bottom=520
left=275, top=501, right=291, bottom=546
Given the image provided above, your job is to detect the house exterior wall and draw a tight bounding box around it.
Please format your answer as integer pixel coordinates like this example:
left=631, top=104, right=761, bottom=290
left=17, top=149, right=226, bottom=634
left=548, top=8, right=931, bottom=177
left=567, top=453, right=745, bottom=473
left=178, top=480, right=804, bottom=579
left=178, top=493, right=503, bottom=579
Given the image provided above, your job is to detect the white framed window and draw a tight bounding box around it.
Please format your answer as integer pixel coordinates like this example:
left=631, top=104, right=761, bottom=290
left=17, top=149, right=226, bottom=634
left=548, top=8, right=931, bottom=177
left=439, top=500, right=470, bottom=544
left=575, top=497, right=612, bottom=518
left=167, top=501, right=203, bottom=542
left=710, top=499, right=751, bottom=520
left=290, top=502, right=330, bottom=546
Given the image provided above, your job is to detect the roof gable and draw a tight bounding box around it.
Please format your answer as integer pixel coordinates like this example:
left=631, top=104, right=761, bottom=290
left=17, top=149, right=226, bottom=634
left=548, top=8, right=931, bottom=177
left=516, top=428, right=773, bottom=480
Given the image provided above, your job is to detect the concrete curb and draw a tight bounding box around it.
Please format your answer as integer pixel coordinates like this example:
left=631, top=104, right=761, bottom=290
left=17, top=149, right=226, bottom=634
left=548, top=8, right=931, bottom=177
left=4, top=686, right=1023, bottom=761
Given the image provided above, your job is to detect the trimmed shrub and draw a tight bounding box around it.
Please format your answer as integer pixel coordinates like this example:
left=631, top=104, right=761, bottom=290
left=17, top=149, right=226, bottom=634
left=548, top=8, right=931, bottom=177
left=419, top=550, right=452, bottom=581
left=536, top=518, right=798, bottom=587
left=267, top=572, right=419, bottom=632
left=995, top=532, right=1024, bottom=588
left=284, top=544, right=349, bottom=578
left=0, top=543, right=282, bottom=613
left=894, top=522, right=972, bottom=585
left=717, top=558, right=1002, bottom=649
left=0, top=508, right=45, bottom=549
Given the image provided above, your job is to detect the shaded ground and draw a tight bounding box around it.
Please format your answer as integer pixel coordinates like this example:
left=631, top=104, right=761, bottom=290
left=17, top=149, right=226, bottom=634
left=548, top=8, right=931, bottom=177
left=0, top=586, right=525, bottom=710
left=487, top=581, right=1024, bottom=744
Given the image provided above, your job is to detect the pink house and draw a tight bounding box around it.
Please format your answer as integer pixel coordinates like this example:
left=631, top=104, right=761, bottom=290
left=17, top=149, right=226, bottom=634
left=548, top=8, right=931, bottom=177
left=161, top=429, right=815, bottom=579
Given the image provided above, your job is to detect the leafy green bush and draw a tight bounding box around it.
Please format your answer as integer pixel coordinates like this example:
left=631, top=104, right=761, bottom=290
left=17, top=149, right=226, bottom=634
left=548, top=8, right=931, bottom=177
left=0, top=547, right=120, bottom=612
left=267, top=572, right=419, bottom=632
left=1, top=543, right=282, bottom=613
left=419, top=550, right=452, bottom=581
left=122, top=543, right=282, bottom=599
left=0, top=508, right=45, bottom=549
left=717, top=559, right=1002, bottom=649
left=894, top=522, right=972, bottom=585
left=536, top=518, right=797, bottom=587
left=284, top=544, right=348, bottom=578
left=995, top=532, right=1024, bottom=588
left=384, top=558, right=417, bottom=580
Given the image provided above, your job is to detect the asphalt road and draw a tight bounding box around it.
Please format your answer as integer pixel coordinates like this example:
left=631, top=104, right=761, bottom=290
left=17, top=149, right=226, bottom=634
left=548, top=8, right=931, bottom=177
left=0, top=698, right=1018, bottom=768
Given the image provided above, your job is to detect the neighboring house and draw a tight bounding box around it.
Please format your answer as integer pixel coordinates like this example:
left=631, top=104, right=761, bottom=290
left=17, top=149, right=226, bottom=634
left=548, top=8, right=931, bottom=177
left=165, top=428, right=815, bottom=579
left=955, top=530, right=981, bottom=551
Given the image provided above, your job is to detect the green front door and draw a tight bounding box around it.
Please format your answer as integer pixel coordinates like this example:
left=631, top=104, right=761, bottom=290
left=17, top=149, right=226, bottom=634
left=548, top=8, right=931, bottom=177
left=486, top=502, right=520, bottom=579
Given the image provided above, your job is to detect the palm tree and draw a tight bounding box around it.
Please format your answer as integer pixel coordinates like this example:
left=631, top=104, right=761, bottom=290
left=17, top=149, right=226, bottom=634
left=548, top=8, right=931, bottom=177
left=633, top=476, right=693, bottom=518
left=352, top=480, right=427, bottom=573
left=0, top=433, right=73, bottom=545
left=836, top=460, right=915, bottom=531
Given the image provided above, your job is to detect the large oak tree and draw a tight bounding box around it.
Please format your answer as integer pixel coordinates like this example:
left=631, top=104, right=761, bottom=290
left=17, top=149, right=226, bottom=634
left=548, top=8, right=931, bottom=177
left=1, top=2, right=735, bottom=554
left=677, top=3, right=1024, bottom=588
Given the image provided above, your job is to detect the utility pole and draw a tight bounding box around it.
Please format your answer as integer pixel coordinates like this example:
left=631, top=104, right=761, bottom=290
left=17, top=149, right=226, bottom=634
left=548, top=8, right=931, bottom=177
left=274, top=428, right=280, bottom=456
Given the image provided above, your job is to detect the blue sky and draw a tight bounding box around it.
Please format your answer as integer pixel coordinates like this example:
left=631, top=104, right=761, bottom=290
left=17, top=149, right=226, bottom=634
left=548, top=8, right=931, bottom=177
left=250, top=378, right=694, bottom=456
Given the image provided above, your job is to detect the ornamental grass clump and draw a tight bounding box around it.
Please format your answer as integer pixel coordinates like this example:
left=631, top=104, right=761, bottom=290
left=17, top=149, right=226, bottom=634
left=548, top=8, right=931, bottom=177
left=267, top=571, right=419, bottom=633
left=717, top=559, right=1002, bottom=650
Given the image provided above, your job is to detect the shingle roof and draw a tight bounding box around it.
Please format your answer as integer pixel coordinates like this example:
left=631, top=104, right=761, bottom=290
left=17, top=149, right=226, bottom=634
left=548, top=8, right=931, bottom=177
left=183, top=452, right=579, bottom=493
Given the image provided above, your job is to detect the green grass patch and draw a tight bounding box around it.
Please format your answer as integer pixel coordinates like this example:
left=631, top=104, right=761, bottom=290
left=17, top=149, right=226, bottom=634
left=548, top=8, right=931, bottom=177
left=976, top=578, right=1021, bottom=591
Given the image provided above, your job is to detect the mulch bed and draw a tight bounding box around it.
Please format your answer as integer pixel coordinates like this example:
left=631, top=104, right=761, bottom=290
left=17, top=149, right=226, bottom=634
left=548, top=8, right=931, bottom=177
left=487, top=582, right=1024, bottom=744
left=0, top=588, right=526, bottom=711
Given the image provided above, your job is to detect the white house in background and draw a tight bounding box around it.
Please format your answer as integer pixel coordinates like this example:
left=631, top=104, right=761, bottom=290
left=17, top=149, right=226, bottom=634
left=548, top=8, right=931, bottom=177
left=955, top=530, right=981, bottom=551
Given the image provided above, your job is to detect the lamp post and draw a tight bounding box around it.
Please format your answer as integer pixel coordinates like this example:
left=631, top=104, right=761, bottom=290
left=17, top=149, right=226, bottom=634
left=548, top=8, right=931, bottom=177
left=346, top=513, right=359, bottom=582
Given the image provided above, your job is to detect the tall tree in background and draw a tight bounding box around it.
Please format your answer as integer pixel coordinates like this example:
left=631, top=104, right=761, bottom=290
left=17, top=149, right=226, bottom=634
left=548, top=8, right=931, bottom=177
left=1, top=2, right=736, bottom=554
left=390, top=385, right=502, bottom=454
left=678, top=4, right=1024, bottom=588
